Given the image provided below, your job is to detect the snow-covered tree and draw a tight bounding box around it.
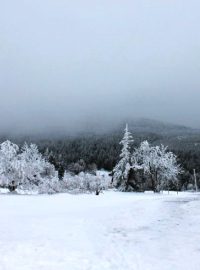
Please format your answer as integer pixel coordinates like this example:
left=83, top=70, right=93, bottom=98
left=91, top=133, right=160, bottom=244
left=18, top=143, right=58, bottom=192
left=19, top=143, right=45, bottom=186
left=132, top=140, right=151, bottom=172
left=159, top=147, right=182, bottom=191
left=113, top=124, right=133, bottom=191
left=62, top=171, right=111, bottom=193
left=132, top=141, right=181, bottom=192
left=0, top=140, right=20, bottom=187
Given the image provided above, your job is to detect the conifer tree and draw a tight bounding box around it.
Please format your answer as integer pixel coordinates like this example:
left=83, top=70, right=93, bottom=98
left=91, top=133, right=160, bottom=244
left=113, top=124, right=133, bottom=190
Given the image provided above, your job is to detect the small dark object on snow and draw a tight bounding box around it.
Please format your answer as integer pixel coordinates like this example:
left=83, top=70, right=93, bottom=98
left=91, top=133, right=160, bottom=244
left=95, top=190, right=100, bottom=195
left=8, top=181, right=17, bottom=192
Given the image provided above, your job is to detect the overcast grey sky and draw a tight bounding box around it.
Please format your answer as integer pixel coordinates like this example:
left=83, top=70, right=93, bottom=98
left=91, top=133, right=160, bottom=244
left=0, top=0, right=200, bottom=133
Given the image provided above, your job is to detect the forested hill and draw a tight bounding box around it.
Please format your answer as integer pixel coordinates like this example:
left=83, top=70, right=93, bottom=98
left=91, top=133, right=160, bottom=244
left=120, top=118, right=199, bottom=136
left=0, top=119, right=200, bottom=181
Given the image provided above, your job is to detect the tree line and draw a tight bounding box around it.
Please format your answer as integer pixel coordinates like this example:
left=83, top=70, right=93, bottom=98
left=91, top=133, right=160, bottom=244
left=0, top=125, right=199, bottom=193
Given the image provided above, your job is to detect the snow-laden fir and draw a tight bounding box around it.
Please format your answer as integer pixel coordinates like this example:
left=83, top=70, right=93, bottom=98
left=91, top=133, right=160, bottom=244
left=113, top=123, right=133, bottom=191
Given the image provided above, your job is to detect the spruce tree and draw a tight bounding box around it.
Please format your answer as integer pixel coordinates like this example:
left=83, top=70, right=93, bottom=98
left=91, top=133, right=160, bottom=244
left=113, top=124, right=133, bottom=191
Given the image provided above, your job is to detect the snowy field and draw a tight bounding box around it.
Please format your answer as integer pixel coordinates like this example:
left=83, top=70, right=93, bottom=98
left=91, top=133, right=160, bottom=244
left=0, top=191, right=200, bottom=270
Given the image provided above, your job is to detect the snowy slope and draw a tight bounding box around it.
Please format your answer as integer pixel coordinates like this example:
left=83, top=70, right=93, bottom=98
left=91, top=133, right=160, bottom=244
left=0, top=192, right=199, bottom=270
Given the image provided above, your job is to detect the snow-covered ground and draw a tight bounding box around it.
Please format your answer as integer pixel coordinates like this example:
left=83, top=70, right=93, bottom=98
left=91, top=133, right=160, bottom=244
left=0, top=191, right=200, bottom=270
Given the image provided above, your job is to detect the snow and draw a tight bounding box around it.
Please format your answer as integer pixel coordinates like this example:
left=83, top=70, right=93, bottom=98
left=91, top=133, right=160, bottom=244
left=0, top=191, right=200, bottom=270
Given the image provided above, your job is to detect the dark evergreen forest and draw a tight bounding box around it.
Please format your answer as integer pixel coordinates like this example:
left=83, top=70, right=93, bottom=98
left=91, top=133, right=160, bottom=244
left=1, top=120, right=200, bottom=189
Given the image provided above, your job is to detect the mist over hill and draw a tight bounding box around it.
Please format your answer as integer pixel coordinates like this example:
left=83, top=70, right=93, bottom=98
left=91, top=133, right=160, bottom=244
left=1, top=118, right=200, bottom=160
left=118, top=118, right=199, bottom=136
left=1, top=118, right=199, bottom=141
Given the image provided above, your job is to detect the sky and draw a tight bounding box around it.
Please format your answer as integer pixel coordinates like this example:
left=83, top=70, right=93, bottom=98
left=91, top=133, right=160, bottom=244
left=0, top=0, right=200, bottom=134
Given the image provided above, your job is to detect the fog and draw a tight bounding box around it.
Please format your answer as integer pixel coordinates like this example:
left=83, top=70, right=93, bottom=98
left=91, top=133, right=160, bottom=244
left=1, top=0, right=200, bottom=134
